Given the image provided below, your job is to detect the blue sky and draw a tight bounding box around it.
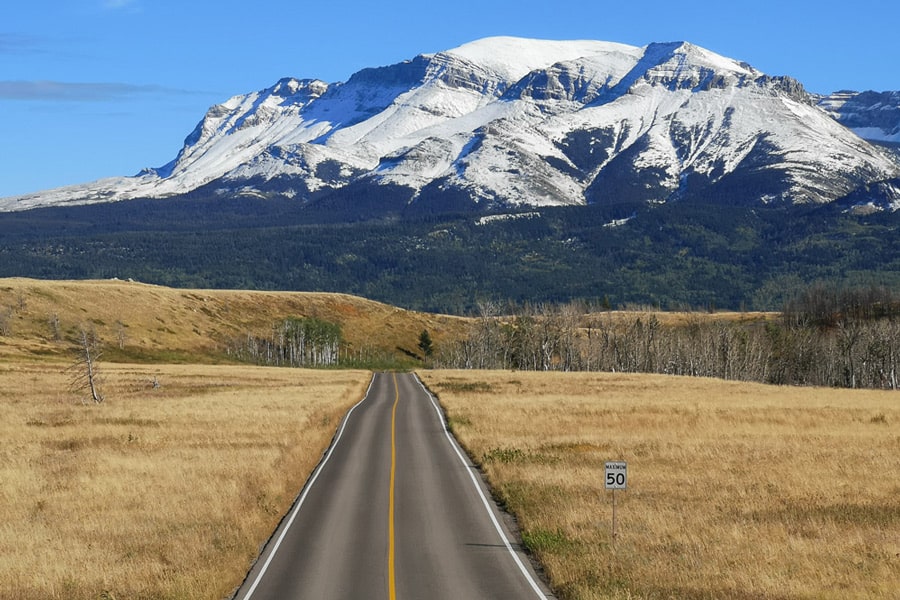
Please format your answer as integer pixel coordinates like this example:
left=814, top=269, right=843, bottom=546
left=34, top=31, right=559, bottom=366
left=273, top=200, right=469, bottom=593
left=2, top=0, right=898, bottom=198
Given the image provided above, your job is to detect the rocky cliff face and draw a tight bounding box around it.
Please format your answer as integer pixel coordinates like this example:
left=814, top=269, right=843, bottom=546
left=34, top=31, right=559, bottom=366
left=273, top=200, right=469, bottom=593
left=819, top=90, right=900, bottom=148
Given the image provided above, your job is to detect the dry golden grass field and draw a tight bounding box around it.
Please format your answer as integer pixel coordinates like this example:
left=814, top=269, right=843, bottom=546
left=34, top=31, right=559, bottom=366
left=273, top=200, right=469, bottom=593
left=0, top=360, right=371, bottom=600
left=420, top=371, right=900, bottom=600
left=3, top=278, right=897, bottom=599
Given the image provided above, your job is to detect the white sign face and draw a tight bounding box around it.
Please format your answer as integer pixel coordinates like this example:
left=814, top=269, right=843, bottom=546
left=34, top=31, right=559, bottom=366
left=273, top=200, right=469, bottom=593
left=605, top=461, right=627, bottom=490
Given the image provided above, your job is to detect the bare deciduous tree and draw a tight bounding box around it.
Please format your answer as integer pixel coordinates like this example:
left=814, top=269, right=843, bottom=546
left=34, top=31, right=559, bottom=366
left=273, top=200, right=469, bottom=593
left=0, top=307, right=12, bottom=337
left=439, top=288, right=900, bottom=391
left=115, top=320, right=127, bottom=350
left=70, top=327, right=104, bottom=404
left=48, top=313, right=62, bottom=341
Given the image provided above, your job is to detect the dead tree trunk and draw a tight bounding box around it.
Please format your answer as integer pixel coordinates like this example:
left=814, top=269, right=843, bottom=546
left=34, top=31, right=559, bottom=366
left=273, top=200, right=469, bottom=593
left=71, top=327, right=104, bottom=404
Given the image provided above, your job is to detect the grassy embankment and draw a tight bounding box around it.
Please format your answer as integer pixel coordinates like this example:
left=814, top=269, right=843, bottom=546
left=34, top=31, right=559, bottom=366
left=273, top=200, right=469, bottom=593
left=421, top=370, right=900, bottom=600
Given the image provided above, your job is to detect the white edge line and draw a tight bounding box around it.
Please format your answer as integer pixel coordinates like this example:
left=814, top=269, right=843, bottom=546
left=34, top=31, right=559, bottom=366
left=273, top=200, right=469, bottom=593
left=239, top=373, right=378, bottom=600
left=413, top=374, right=547, bottom=599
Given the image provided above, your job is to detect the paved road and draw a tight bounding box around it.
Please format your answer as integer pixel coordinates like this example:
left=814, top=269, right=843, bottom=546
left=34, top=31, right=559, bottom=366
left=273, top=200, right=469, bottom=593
left=233, top=372, right=554, bottom=600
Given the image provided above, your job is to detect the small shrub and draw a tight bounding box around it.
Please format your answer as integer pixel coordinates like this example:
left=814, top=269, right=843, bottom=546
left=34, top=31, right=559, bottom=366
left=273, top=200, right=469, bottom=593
left=439, top=381, right=494, bottom=393
left=522, top=528, right=574, bottom=555
left=482, top=446, right=527, bottom=464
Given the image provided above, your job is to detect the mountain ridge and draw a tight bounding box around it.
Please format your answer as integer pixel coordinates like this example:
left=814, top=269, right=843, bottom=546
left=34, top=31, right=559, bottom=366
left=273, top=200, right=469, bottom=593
left=2, top=36, right=899, bottom=213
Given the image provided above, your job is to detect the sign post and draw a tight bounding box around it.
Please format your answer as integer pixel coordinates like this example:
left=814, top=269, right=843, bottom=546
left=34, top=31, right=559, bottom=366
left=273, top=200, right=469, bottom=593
left=604, top=461, right=627, bottom=542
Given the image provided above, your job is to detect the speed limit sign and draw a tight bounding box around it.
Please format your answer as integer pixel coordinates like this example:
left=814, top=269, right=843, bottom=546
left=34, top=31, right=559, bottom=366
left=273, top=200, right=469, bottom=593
left=605, top=461, right=627, bottom=541
left=605, top=461, right=627, bottom=490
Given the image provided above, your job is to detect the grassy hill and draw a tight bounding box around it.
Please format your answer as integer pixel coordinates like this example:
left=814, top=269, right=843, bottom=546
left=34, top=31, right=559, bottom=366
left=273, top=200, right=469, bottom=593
left=0, top=278, right=469, bottom=366
left=0, top=277, right=777, bottom=370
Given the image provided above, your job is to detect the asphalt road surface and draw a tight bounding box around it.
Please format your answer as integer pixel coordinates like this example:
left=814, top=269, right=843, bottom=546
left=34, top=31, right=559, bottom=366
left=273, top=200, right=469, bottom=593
left=233, top=371, right=554, bottom=600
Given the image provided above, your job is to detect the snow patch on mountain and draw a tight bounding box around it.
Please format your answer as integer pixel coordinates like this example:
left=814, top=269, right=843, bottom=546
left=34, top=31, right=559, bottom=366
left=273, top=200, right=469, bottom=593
left=443, top=37, right=639, bottom=84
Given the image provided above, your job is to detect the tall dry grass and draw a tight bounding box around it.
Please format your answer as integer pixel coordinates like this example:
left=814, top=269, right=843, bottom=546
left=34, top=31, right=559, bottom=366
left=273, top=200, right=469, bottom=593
left=420, top=370, right=900, bottom=600
left=0, top=360, right=370, bottom=599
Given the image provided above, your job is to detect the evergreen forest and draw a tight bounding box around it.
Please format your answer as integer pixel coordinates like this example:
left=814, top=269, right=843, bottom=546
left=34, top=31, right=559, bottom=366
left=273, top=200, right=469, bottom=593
left=2, top=194, right=900, bottom=315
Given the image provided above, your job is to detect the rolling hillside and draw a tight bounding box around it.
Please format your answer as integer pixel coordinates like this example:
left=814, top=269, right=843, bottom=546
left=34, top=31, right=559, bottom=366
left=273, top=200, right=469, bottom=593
left=0, top=278, right=468, bottom=365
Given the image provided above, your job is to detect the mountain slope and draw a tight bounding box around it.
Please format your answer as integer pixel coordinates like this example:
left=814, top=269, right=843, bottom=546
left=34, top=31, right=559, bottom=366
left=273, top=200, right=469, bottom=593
left=818, top=90, right=900, bottom=145
left=2, top=37, right=899, bottom=213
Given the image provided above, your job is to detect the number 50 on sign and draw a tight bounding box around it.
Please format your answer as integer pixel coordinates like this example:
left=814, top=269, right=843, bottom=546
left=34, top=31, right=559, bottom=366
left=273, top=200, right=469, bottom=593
left=605, top=461, right=627, bottom=489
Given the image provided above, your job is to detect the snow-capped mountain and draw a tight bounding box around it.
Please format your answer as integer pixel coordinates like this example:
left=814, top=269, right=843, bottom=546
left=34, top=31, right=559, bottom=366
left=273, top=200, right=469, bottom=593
left=3, top=37, right=900, bottom=213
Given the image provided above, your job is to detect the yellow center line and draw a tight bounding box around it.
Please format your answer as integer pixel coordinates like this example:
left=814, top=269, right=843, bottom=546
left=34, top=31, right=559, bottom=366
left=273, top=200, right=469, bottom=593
left=388, top=373, right=399, bottom=600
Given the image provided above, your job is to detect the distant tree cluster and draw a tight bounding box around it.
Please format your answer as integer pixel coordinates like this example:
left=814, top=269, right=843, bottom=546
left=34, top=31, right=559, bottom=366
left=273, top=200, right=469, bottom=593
left=226, top=317, right=342, bottom=367
left=437, top=287, right=900, bottom=390
left=782, top=283, right=900, bottom=328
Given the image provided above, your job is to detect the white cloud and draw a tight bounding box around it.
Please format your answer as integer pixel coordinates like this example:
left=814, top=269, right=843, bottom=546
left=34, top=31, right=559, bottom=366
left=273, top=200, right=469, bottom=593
left=0, top=80, right=183, bottom=101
